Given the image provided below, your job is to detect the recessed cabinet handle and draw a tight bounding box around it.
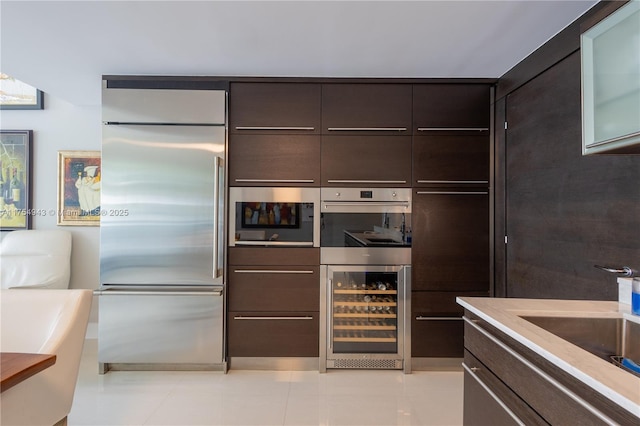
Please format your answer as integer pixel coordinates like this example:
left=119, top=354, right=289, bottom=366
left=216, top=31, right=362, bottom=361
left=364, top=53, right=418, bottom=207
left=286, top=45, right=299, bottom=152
left=327, top=127, right=407, bottom=132
left=234, top=179, right=315, bottom=183
left=416, top=191, right=488, bottom=195
left=327, top=180, right=407, bottom=184
left=233, top=316, right=314, bottom=320
left=234, top=126, right=315, bottom=131
left=415, top=316, right=463, bottom=321
left=417, top=127, right=489, bottom=132
left=416, top=180, right=489, bottom=184
left=233, top=269, right=315, bottom=274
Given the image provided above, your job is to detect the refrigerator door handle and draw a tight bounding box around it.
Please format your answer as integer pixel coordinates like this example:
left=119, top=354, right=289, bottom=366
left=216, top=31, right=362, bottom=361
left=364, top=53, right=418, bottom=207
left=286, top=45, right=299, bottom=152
left=213, top=156, right=221, bottom=279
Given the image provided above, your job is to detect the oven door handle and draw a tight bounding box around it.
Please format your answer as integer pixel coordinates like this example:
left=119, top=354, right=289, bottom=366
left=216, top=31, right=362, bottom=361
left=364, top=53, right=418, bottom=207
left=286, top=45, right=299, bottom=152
left=322, top=201, right=410, bottom=208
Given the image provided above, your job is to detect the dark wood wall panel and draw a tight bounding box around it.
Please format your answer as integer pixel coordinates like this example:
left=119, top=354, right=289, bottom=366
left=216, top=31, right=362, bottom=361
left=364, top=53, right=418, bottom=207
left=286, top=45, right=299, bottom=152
left=505, top=52, right=640, bottom=300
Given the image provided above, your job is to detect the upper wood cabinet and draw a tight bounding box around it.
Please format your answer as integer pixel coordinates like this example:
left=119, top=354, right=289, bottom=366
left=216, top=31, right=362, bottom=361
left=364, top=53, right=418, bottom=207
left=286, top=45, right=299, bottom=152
left=412, top=133, right=489, bottom=186
left=412, top=84, right=491, bottom=132
left=321, top=135, right=412, bottom=187
left=321, top=84, right=412, bottom=134
left=229, top=134, right=321, bottom=186
left=229, top=82, right=321, bottom=134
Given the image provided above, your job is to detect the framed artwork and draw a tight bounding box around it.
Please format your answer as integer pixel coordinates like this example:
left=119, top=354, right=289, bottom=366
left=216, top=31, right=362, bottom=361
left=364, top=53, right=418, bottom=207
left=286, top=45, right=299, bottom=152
left=57, top=150, right=101, bottom=226
left=0, top=74, right=44, bottom=110
left=0, top=130, right=32, bottom=230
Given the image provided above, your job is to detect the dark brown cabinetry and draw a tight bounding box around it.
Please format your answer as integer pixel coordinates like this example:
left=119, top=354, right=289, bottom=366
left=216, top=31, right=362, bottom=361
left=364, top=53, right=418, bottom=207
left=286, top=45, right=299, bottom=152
left=412, top=133, right=489, bottom=186
left=410, top=84, right=491, bottom=358
left=228, top=134, right=320, bottom=186
left=321, top=84, right=412, bottom=134
left=321, top=135, right=412, bottom=187
left=411, top=188, right=489, bottom=356
left=463, top=311, right=635, bottom=425
left=230, top=83, right=321, bottom=134
left=411, top=291, right=487, bottom=357
left=320, top=84, right=412, bottom=187
left=411, top=190, right=490, bottom=292
left=229, top=83, right=321, bottom=186
left=227, top=247, right=320, bottom=357
left=412, top=84, right=490, bottom=131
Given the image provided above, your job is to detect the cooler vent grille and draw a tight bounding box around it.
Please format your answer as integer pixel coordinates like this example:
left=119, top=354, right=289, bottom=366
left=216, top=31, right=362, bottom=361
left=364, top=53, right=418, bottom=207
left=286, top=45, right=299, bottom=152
left=330, top=358, right=401, bottom=369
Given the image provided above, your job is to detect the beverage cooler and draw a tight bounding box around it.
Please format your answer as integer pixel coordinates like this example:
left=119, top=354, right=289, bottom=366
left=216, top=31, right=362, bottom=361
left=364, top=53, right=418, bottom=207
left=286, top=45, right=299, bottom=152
left=320, top=265, right=410, bottom=372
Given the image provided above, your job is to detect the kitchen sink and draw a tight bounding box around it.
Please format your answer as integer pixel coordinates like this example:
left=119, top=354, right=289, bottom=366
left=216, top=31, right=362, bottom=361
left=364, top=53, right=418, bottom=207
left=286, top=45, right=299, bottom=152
left=521, top=315, right=640, bottom=377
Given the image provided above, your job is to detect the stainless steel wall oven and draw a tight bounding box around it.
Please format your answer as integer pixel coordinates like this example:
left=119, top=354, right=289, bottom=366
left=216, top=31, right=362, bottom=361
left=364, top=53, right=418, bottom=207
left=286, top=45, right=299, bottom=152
left=319, top=188, right=411, bottom=372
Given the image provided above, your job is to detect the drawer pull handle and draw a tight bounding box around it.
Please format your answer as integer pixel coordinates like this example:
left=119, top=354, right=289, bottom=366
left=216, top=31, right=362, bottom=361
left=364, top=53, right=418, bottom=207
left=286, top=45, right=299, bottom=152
left=233, top=316, right=314, bottom=320
left=234, top=178, right=315, bottom=183
left=233, top=269, right=314, bottom=274
left=416, top=316, right=463, bottom=321
left=416, top=191, right=488, bottom=195
left=235, top=126, right=315, bottom=131
left=327, top=179, right=408, bottom=184
left=417, top=127, right=489, bottom=132
left=416, top=180, right=489, bottom=184
left=327, top=127, right=407, bottom=132
left=462, top=363, right=525, bottom=425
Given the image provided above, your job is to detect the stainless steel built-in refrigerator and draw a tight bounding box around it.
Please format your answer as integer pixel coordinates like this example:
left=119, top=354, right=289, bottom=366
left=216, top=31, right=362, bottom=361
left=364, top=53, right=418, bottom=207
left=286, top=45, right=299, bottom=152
left=98, top=82, right=227, bottom=372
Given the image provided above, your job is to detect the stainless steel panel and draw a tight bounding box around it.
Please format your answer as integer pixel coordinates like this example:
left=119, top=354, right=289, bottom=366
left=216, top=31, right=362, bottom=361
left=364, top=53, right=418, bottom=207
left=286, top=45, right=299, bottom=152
left=98, top=288, right=224, bottom=364
left=321, top=247, right=411, bottom=265
left=101, top=124, right=225, bottom=285
left=102, top=85, right=226, bottom=124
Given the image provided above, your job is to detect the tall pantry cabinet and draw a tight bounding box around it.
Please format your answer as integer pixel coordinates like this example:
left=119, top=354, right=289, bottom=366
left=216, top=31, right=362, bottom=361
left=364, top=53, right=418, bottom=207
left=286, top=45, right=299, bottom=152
left=410, top=84, right=492, bottom=358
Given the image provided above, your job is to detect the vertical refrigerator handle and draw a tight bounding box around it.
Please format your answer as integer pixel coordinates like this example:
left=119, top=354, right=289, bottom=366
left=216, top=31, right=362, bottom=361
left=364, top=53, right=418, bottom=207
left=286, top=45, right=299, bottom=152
left=213, top=156, right=221, bottom=279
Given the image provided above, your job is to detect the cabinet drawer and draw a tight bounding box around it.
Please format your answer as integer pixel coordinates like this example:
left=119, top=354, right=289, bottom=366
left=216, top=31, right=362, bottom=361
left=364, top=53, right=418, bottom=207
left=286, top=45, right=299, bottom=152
left=411, top=316, right=464, bottom=357
left=412, top=134, right=489, bottom=186
left=412, top=291, right=488, bottom=316
left=228, top=266, right=319, bottom=311
left=322, top=84, right=412, bottom=133
left=464, top=317, right=617, bottom=425
left=228, top=311, right=319, bottom=357
left=228, top=247, right=320, bottom=266
left=229, top=134, right=320, bottom=186
left=463, top=350, right=548, bottom=426
left=413, top=84, right=490, bottom=131
left=321, top=135, right=412, bottom=186
left=229, top=82, right=321, bottom=134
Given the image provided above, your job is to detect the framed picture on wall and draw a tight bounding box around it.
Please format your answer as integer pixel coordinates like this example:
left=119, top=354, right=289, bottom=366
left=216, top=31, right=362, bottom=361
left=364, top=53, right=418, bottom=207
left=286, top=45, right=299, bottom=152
left=57, top=150, right=101, bottom=226
left=0, top=74, right=44, bottom=110
left=0, top=130, right=32, bottom=230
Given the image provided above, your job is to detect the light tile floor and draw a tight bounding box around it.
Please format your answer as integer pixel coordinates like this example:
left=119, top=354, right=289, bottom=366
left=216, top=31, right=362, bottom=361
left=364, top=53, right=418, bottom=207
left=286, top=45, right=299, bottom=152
left=69, top=340, right=463, bottom=426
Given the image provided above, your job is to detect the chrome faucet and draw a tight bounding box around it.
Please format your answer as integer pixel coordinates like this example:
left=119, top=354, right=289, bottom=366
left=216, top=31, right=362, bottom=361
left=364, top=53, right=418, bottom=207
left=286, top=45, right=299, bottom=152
left=594, top=265, right=637, bottom=277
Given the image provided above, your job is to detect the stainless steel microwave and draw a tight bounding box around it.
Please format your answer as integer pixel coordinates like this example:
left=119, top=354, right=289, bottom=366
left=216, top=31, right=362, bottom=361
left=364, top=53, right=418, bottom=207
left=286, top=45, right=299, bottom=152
left=228, top=187, right=320, bottom=247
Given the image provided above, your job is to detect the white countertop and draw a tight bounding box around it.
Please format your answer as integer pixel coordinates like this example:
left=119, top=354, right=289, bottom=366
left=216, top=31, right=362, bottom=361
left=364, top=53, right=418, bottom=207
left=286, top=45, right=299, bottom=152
left=457, top=297, right=640, bottom=419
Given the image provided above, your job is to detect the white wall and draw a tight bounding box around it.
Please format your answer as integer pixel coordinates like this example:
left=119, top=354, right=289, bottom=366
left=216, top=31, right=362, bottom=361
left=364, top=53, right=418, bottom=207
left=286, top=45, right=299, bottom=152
left=1, top=93, right=102, bottom=321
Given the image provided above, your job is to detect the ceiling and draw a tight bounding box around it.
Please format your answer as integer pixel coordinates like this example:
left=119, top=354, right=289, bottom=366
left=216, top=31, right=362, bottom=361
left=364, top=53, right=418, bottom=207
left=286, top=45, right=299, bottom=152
left=0, top=0, right=598, bottom=106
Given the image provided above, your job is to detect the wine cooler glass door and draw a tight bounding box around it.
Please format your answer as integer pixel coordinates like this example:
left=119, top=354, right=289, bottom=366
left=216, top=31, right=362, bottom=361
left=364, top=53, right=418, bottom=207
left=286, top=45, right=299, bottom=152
left=329, top=266, right=403, bottom=355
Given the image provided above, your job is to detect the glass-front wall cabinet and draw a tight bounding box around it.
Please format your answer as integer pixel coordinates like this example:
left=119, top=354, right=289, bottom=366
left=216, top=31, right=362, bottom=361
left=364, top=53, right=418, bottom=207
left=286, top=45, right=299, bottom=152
left=581, top=0, right=640, bottom=154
